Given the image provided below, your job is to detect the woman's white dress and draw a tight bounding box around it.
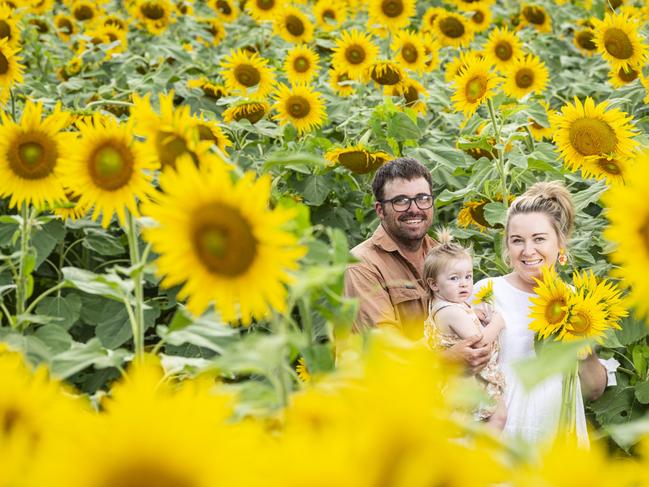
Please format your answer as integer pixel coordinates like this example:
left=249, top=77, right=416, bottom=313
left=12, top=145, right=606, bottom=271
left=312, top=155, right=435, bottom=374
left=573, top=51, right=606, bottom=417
left=473, top=276, right=589, bottom=445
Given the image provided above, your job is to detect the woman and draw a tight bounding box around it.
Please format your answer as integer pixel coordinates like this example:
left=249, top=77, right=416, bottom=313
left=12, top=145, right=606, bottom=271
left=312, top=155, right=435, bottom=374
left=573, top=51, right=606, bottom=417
left=473, top=181, right=611, bottom=445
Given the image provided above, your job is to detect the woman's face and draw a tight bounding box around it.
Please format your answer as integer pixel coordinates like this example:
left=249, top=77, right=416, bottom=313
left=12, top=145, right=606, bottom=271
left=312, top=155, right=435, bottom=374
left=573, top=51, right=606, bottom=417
left=506, top=212, right=561, bottom=285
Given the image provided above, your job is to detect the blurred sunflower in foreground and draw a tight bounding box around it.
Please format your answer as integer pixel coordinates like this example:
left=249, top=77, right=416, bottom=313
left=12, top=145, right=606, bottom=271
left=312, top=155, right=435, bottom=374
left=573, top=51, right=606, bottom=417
left=142, top=156, right=306, bottom=323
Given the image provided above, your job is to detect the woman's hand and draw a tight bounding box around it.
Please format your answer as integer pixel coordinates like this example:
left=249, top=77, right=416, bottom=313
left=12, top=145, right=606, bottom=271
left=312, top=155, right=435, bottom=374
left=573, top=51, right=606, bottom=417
left=579, top=352, right=608, bottom=401
left=443, top=335, right=491, bottom=374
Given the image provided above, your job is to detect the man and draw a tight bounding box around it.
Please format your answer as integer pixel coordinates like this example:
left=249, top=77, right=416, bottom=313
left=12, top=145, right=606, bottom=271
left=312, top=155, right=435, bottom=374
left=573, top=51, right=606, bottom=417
left=344, top=157, right=490, bottom=371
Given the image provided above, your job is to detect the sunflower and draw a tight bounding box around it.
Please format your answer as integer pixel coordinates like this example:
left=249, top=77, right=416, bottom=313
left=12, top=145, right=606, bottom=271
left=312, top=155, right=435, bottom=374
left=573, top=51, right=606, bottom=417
left=222, top=100, right=270, bottom=124
left=26, top=0, right=54, bottom=14
left=0, top=5, right=19, bottom=48
left=0, top=38, right=22, bottom=101
left=208, top=0, right=238, bottom=22
left=444, top=50, right=483, bottom=82
left=572, top=269, right=628, bottom=324
left=420, top=6, right=446, bottom=33
left=388, top=76, right=427, bottom=114
left=550, top=96, right=637, bottom=172
left=200, top=17, right=226, bottom=45
left=273, top=83, right=326, bottom=135
left=324, top=144, right=390, bottom=174
left=332, top=29, right=379, bottom=80
left=187, top=78, right=228, bottom=99
left=421, top=32, right=440, bottom=72
left=103, top=14, right=129, bottom=31
left=528, top=117, right=552, bottom=141
left=367, top=0, right=415, bottom=31
left=609, top=64, right=639, bottom=87
left=88, top=24, right=129, bottom=57
left=644, top=75, right=649, bottom=103
left=296, top=357, right=311, bottom=382
left=60, top=116, right=157, bottom=228
left=193, top=115, right=232, bottom=154
left=284, top=45, right=320, bottom=84
left=573, top=28, right=598, bottom=56
left=274, top=6, right=313, bottom=43
left=313, top=0, right=346, bottom=31
left=142, top=157, right=305, bottom=322
left=433, top=11, right=474, bottom=48
left=0, top=101, right=73, bottom=209
left=54, top=12, right=77, bottom=41
left=451, top=57, right=500, bottom=118
left=529, top=266, right=573, bottom=339
left=603, top=163, right=649, bottom=319
left=468, top=6, right=492, bottom=33
left=592, top=12, right=648, bottom=71
left=391, top=30, right=426, bottom=73
left=132, top=0, right=174, bottom=34
left=580, top=155, right=630, bottom=185
left=246, top=0, right=280, bottom=21
left=131, top=92, right=212, bottom=171
left=71, top=0, right=99, bottom=22
left=220, top=48, right=276, bottom=98
left=368, top=60, right=404, bottom=86
left=53, top=192, right=89, bottom=222
left=328, top=67, right=355, bottom=97
left=502, top=54, right=549, bottom=99
left=519, top=4, right=552, bottom=33
left=457, top=199, right=492, bottom=230
left=450, top=0, right=495, bottom=11
left=473, top=279, right=494, bottom=305
left=558, top=292, right=609, bottom=346
left=483, top=26, right=523, bottom=69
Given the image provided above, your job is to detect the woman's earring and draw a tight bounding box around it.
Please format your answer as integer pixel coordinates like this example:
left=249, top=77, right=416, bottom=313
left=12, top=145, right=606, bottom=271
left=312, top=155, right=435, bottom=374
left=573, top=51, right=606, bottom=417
left=558, top=248, right=568, bottom=266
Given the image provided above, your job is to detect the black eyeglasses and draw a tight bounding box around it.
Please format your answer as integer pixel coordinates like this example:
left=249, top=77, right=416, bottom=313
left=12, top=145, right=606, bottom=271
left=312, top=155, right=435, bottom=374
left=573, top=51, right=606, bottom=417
left=380, top=193, right=434, bottom=212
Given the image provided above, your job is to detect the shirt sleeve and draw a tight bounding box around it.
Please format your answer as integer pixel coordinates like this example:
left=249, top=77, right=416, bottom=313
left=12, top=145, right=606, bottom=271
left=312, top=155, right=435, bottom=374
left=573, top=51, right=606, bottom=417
left=344, top=263, right=400, bottom=332
left=599, top=357, right=620, bottom=387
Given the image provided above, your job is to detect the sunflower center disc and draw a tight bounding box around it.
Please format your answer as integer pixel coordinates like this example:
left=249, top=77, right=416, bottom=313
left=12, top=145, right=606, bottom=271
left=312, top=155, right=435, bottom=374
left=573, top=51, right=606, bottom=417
left=2, top=407, right=21, bottom=434
left=469, top=202, right=490, bottom=228
left=10, top=134, right=56, bottom=179
left=618, top=66, right=638, bottom=82
left=465, top=76, right=487, bottom=102
left=322, top=9, right=335, bottom=20
left=102, top=463, right=196, bottom=487
left=381, top=0, right=403, bottom=17
left=576, top=30, right=596, bottom=50
left=91, top=144, right=133, bottom=190
left=217, top=0, right=232, bottom=15
left=596, top=158, right=622, bottom=175
left=440, top=16, right=465, bottom=38
left=192, top=204, right=257, bottom=277
left=372, top=64, right=401, bottom=85
left=258, top=0, right=274, bottom=9
left=19, top=141, right=43, bottom=166
left=338, top=150, right=370, bottom=172
left=74, top=5, right=93, bottom=21
left=472, top=11, right=484, bottom=23
left=156, top=132, right=190, bottom=168
left=404, top=86, right=418, bottom=105
left=58, top=18, right=73, bottom=34
left=234, top=64, right=261, bottom=87
left=345, top=45, right=365, bottom=64
left=568, top=118, right=617, bottom=156
left=294, top=56, right=309, bottom=73
left=545, top=299, right=566, bottom=325
left=141, top=2, right=164, bottom=20
left=495, top=41, right=513, bottom=60
left=287, top=95, right=310, bottom=118
left=522, top=6, right=545, bottom=24
left=603, top=28, right=634, bottom=59
left=286, top=15, right=305, bottom=36
left=234, top=104, right=266, bottom=123
left=515, top=68, right=534, bottom=88
left=0, top=20, right=11, bottom=40
left=570, top=313, right=589, bottom=334
left=402, top=43, right=417, bottom=63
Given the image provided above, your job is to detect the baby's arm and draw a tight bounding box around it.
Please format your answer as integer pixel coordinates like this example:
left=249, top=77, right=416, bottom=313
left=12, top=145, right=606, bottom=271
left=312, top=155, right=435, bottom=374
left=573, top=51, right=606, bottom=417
left=476, top=310, right=505, bottom=346
left=435, top=306, right=482, bottom=340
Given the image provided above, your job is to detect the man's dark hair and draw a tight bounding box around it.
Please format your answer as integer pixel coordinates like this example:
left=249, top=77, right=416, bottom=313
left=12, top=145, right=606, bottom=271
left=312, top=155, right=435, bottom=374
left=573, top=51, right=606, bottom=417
left=371, top=157, right=433, bottom=201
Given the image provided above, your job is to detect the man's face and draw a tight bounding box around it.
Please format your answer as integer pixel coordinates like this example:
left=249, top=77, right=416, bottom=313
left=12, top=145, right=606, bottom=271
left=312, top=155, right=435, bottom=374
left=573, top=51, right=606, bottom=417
left=375, top=177, right=434, bottom=247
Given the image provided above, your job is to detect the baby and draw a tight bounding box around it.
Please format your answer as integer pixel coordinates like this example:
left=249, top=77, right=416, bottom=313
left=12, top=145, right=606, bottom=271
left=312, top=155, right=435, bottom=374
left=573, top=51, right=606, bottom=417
left=423, top=229, right=506, bottom=429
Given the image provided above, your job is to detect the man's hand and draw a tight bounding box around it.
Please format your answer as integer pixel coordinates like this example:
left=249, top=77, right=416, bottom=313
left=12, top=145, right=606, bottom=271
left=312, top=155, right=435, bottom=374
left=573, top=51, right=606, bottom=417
left=443, top=334, right=491, bottom=374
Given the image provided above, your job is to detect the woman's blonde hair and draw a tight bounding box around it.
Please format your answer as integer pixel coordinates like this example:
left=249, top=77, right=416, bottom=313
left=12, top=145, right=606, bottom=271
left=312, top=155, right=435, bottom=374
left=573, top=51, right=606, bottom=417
left=503, top=181, right=575, bottom=266
left=423, top=228, right=472, bottom=297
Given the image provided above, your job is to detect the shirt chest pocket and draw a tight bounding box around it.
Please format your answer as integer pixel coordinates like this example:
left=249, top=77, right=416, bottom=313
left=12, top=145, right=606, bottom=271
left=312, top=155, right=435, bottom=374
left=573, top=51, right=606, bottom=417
left=387, top=285, right=422, bottom=306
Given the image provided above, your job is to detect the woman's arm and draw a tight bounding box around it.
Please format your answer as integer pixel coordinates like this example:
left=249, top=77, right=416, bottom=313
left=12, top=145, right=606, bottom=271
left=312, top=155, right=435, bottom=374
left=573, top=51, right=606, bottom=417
left=579, top=353, right=607, bottom=401
left=476, top=311, right=505, bottom=346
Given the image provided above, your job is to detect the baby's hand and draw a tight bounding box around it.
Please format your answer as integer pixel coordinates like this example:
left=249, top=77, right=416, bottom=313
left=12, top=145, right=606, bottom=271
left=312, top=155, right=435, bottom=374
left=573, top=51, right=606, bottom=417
left=475, top=309, right=488, bottom=326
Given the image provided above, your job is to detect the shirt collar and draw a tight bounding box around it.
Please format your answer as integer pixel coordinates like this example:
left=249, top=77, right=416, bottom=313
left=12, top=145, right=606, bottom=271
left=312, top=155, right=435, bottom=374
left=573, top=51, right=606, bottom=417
left=370, top=224, right=436, bottom=254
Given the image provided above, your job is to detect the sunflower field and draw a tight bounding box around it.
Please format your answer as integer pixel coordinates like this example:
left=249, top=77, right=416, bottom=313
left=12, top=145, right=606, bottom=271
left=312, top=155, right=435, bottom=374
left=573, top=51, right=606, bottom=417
left=3, top=0, right=649, bottom=483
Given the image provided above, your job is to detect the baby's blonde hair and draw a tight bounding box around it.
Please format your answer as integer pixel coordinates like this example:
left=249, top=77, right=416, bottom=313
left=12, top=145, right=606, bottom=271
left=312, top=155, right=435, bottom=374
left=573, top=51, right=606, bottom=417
left=423, top=228, right=472, bottom=297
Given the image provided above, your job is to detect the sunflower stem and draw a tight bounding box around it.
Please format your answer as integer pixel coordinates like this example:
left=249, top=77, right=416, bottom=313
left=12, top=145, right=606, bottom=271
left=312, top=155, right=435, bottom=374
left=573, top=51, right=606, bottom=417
left=23, top=281, right=68, bottom=317
left=10, top=88, right=15, bottom=122
left=523, top=125, right=536, bottom=152
left=298, top=297, right=314, bottom=344
left=15, top=203, right=33, bottom=331
left=0, top=301, right=12, bottom=327
left=487, top=99, right=509, bottom=208
left=271, top=310, right=291, bottom=408
left=125, top=212, right=145, bottom=362
left=558, top=362, right=579, bottom=438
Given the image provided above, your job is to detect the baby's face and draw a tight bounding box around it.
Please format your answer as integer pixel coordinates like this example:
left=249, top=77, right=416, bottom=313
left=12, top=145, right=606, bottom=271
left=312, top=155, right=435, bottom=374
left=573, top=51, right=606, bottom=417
left=428, top=257, right=473, bottom=303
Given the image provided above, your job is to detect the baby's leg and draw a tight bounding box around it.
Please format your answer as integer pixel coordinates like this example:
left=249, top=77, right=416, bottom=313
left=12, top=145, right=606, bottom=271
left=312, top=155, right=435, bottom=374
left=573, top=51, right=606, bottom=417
left=486, top=398, right=507, bottom=431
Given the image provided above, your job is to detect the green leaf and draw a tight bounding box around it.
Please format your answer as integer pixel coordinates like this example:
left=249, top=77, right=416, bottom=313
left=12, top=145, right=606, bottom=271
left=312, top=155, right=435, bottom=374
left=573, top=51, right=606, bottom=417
left=514, top=340, right=586, bottom=390
left=63, top=266, right=130, bottom=301
left=633, top=346, right=648, bottom=378
left=263, top=152, right=328, bottom=173
left=634, top=380, right=649, bottom=404
left=605, top=417, right=649, bottom=449
left=482, top=202, right=507, bottom=227
left=50, top=338, right=126, bottom=379
left=33, top=324, right=73, bottom=354
left=614, top=315, right=649, bottom=346
left=158, top=319, right=238, bottom=354
left=32, top=220, right=65, bottom=269
left=82, top=228, right=125, bottom=256
left=386, top=111, right=421, bottom=141
left=300, top=175, right=331, bottom=206
left=35, top=295, right=82, bottom=330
